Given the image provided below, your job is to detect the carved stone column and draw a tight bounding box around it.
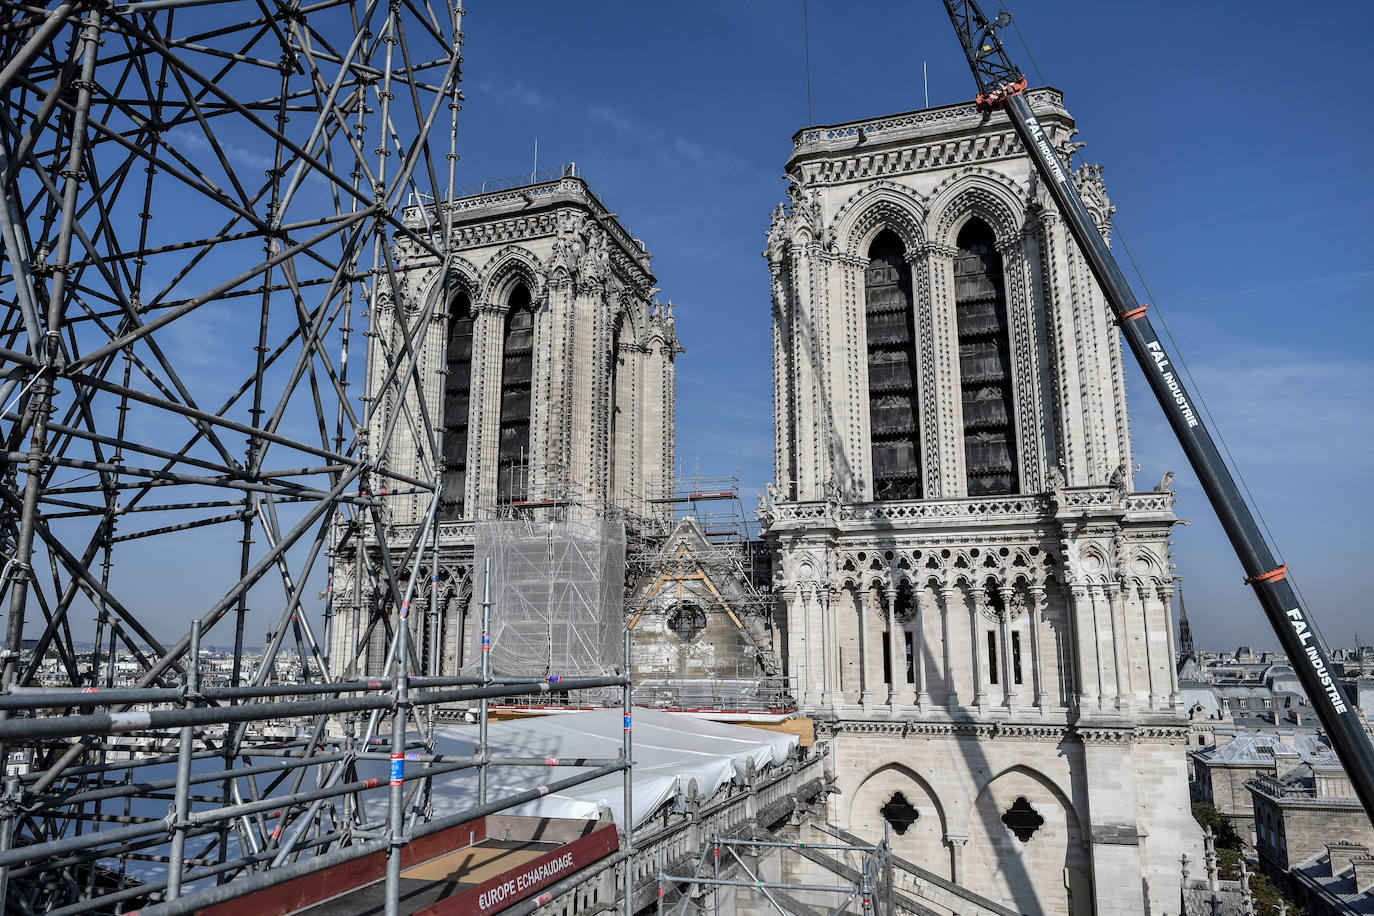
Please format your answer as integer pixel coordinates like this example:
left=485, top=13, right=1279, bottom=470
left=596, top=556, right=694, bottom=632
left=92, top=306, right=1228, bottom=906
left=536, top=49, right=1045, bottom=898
left=474, top=302, right=505, bottom=509
left=944, top=834, right=969, bottom=885
left=858, top=586, right=874, bottom=713
left=1028, top=584, right=1049, bottom=712
left=783, top=587, right=807, bottom=709
left=1105, top=582, right=1129, bottom=712
left=999, top=586, right=1017, bottom=712
left=822, top=585, right=841, bottom=713
left=1159, top=582, right=1181, bottom=707
left=970, top=587, right=988, bottom=713
left=914, top=589, right=930, bottom=710
left=1138, top=582, right=1159, bottom=710
left=940, top=586, right=958, bottom=709
left=1069, top=584, right=1098, bottom=711
left=884, top=587, right=902, bottom=712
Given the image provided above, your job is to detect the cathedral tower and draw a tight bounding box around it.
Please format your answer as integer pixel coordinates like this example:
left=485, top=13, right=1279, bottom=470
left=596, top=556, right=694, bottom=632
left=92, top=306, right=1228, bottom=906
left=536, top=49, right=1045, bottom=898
left=762, top=91, right=1202, bottom=915
left=330, top=169, right=678, bottom=680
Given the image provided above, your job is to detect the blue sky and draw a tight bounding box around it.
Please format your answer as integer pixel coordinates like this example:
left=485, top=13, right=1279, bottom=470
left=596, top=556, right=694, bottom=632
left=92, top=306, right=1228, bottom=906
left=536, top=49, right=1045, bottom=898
left=451, top=1, right=1374, bottom=652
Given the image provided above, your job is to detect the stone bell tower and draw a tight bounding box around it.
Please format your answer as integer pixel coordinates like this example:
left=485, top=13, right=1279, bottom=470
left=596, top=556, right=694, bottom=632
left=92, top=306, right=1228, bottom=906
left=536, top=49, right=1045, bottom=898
left=762, top=91, right=1203, bottom=916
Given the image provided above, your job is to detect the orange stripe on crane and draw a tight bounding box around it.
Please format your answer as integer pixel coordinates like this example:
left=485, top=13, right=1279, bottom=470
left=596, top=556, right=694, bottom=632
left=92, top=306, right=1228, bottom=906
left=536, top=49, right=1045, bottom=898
left=1115, top=305, right=1149, bottom=325
left=1244, top=564, right=1288, bottom=585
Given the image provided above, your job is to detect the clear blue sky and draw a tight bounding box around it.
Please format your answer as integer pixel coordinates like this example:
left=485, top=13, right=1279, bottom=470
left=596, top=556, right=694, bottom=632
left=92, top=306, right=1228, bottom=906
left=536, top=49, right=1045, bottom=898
left=452, top=0, right=1374, bottom=652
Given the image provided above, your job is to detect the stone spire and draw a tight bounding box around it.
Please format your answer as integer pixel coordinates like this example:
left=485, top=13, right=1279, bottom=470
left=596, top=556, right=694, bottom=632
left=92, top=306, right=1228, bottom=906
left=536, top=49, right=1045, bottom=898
left=1178, top=582, right=1196, bottom=661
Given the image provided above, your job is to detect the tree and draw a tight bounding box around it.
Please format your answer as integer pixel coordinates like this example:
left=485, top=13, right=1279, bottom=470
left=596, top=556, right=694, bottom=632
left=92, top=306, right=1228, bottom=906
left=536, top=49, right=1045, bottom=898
left=1191, top=801, right=1243, bottom=851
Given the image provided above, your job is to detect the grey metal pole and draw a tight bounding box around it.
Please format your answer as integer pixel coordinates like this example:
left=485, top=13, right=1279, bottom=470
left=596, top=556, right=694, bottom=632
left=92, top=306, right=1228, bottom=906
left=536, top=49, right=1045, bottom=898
left=622, top=625, right=634, bottom=916
left=384, top=592, right=411, bottom=916
left=167, top=620, right=200, bottom=898
left=479, top=555, right=491, bottom=806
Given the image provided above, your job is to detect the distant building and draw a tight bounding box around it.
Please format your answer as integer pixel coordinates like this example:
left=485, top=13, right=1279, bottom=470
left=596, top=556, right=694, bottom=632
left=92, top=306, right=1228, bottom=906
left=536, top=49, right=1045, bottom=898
left=1250, top=763, right=1374, bottom=912
left=1190, top=731, right=1334, bottom=847
left=1285, top=842, right=1374, bottom=915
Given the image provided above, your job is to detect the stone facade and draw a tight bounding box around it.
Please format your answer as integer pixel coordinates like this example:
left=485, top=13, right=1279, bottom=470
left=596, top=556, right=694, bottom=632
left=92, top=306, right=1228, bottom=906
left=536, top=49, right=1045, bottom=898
left=761, top=91, right=1204, bottom=915
left=329, top=172, right=678, bottom=680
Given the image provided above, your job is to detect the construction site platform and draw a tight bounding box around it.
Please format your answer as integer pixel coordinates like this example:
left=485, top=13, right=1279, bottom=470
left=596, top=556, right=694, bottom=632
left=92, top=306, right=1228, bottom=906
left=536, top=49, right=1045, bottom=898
left=198, top=815, right=617, bottom=916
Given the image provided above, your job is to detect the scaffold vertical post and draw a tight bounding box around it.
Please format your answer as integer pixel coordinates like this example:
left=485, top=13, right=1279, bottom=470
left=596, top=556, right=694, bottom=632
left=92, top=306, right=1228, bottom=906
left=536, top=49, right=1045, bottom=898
left=167, top=619, right=201, bottom=898
left=479, top=556, right=491, bottom=805
left=623, top=625, right=634, bottom=916
left=385, top=589, right=411, bottom=916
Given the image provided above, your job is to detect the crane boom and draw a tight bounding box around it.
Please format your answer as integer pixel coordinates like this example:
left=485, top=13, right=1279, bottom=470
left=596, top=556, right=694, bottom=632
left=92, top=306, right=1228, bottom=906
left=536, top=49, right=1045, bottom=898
left=941, top=0, right=1374, bottom=821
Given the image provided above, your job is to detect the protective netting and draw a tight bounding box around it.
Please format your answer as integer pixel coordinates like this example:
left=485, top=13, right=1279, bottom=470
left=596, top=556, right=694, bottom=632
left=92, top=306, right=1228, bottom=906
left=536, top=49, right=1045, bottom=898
left=468, top=517, right=626, bottom=678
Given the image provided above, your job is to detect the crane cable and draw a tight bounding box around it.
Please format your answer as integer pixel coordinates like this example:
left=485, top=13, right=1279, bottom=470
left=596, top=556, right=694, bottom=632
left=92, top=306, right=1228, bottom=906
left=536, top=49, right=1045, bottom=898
left=1002, top=6, right=1328, bottom=646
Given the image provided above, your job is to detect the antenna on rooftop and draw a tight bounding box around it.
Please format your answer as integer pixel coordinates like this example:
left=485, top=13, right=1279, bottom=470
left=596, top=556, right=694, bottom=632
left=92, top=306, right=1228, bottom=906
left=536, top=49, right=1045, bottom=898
left=924, top=60, right=929, bottom=107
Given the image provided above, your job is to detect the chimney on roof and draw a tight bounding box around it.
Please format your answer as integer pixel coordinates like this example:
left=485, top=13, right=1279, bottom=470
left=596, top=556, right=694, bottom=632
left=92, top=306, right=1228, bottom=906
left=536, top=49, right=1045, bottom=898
left=1327, top=843, right=1371, bottom=880
left=1353, top=855, right=1374, bottom=892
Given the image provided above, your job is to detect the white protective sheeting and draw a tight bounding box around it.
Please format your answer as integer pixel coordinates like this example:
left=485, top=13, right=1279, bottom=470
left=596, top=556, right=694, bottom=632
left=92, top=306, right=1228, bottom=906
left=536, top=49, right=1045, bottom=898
left=362, top=708, right=798, bottom=829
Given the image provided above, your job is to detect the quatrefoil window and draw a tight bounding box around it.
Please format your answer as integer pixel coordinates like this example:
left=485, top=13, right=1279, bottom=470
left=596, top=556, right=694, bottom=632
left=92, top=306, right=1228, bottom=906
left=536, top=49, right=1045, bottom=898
left=1001, top=796, right=1044, bottom=843
left=880, top=791, right=920, bottom=836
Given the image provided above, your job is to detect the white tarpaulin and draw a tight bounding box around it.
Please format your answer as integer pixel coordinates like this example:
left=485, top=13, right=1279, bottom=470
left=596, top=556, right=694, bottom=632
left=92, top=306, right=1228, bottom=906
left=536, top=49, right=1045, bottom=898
left=361, top=708, right=798, bottom=829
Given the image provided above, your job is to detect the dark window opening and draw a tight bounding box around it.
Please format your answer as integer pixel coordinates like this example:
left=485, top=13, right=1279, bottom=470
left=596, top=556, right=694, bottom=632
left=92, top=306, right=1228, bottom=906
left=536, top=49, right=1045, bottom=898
left=1012, top=631, right=1023, bottom=685
left=497, top=284, right=533, bottom=503
left=880, top=792, right=920, bottom=836
left=881, top=631, right=892, bottom=685
left=441, top=291, right=474, bottom=520
left=904, top=631, right=915, bottom=683
left=955, top=220, right=1018, bottom=495
left=668, top=606, right=707, bottom=642
left=987, top=630, right=999, bottom=685
left=865, top=230, right=922, bottom=500
left=1001, top=796, right=1045, bottom=843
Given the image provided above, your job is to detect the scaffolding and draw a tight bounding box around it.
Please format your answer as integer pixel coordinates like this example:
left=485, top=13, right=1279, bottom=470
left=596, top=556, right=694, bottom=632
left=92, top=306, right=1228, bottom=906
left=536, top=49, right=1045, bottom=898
left=656, top=829, right=893, bottom=916
left=0, top=3, right=635, bottom=914
left=469, top=516, right=626, bottom=693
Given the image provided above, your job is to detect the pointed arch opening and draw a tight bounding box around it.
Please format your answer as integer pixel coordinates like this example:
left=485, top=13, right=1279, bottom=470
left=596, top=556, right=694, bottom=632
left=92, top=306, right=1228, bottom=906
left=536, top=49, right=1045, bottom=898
left=497, top=283, right=533, bottom=504
left=954, top=219, right=1018, bottom=496
left=441, top=290, right=473, bottom=519
left=865, top=229, right=922, bottom=501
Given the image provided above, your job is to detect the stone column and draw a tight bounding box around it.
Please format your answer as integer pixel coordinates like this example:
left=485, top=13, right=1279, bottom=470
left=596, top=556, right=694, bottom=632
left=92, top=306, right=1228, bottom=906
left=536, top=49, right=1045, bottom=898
left=884, top=587, right=902, bottom=712
left=940, top=586, right=959, bottom=709
left=1106, top=582, right=1129, bottom=712
left=803, top=587, right=819, bottom=710
left=999, top=586, right=1017, bottom=711
left=1028, top=584, right=1049, bottom=712
left=1069, top=584, right=1098, bottom=711
left=784, top=588, right=807, bottom=709
left=914, top=589, right=930, bottom=710
left=970, top=589, right=988, bottom=712
left=858, top=586, right=874, bottom=713
left=944, top=835, right=969, bottom=886
left=1160, top=583, right=1181, bottom=707
left=1139, top=582, right=1159, bottom=710
left=1090, top=585, right=1111, bottom=712
left=822, top=585, right=841, bottom=713
left=474, top=303, right=505, bottom=509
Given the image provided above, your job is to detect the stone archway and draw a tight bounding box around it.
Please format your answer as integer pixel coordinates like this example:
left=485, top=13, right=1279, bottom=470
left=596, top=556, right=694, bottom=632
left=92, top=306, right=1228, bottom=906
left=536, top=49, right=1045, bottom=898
left=847, top=763, right=949, bottom=879
left=966, top=765, right=1090, bottom=916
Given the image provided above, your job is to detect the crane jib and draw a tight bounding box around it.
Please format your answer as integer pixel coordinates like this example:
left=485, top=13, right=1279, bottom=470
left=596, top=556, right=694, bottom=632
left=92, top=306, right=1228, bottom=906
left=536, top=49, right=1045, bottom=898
left=942, top=0, right=1374, bottom=822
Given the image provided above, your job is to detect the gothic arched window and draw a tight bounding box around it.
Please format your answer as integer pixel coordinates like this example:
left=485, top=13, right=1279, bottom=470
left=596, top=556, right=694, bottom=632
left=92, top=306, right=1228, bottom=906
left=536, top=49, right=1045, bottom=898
left=865, top=230, right=921, bottom=500
left=496, top=283, right=534, bottom=503
left=441, top=290, right=473, bottom=519
left=954, top=219, right=1018, bottom=496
